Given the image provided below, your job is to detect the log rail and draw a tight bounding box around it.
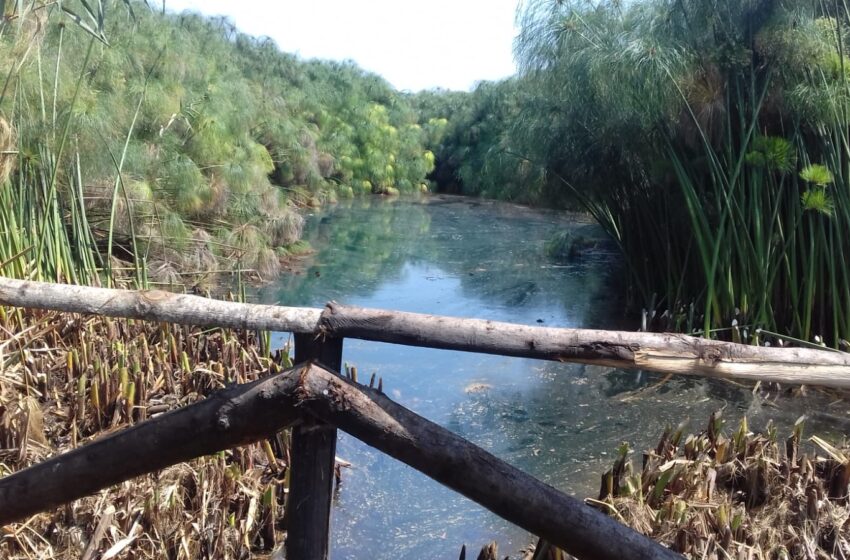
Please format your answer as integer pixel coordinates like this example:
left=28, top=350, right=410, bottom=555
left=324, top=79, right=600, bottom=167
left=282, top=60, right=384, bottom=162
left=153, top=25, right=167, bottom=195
left=1, top=277, right=849, bottom=388
left=0, top=277, right=848, bottom=560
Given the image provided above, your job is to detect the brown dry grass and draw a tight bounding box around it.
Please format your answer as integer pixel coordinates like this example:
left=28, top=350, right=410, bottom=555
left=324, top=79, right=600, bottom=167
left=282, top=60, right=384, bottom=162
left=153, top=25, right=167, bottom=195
left=589, top=413, right=850, bottom=559
left=0, top=306, right=293, bottom=559
left=513, top=414, right=850, bottom=560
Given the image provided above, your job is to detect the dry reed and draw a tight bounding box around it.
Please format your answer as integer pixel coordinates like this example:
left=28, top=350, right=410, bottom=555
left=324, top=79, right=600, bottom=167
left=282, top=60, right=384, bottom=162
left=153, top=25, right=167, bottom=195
left=464, top=412, right=850, bottom=560
left=588, top=413, right=850, bottom=559
left=0, top=305, right=292, bottom=559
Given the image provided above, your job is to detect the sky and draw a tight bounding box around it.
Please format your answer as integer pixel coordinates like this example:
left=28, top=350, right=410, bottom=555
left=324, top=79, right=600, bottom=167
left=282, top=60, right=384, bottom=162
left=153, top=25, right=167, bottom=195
left=162, top=0, right=520, bottom=92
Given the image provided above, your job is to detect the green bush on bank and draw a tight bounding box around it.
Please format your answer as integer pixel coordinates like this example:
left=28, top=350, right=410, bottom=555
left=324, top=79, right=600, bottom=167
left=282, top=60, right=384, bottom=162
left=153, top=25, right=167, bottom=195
left=0, top=1, right=435, bottom=285
left=419, top=0, right=850, bottom=348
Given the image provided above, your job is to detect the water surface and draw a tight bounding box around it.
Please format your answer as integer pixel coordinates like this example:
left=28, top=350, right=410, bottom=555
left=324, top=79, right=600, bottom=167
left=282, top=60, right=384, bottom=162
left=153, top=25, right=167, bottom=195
left=256, top=195, right=850, bottom=559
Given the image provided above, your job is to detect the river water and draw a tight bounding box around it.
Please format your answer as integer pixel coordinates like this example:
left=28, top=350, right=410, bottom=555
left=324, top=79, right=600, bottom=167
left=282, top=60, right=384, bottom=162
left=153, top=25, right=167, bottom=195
left=256, top=195, right=850, bottom=559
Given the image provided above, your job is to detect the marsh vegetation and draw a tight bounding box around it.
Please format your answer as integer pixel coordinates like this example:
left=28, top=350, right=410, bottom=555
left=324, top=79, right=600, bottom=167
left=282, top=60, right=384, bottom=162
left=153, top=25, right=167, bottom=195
left=417, top=0, right=850, bottom=348
left=0, top=0, right=439, bottom=287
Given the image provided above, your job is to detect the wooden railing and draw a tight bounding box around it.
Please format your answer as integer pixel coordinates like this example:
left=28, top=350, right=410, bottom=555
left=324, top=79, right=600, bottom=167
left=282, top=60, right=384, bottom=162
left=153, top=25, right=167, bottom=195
left=1, top=278, right=848, bottom=559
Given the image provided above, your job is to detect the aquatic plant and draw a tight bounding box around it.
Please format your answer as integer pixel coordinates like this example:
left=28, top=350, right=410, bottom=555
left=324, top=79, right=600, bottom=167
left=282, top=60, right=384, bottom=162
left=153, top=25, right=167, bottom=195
left=0, top=305, right=293, bottom=558
left=592, top=414, right=850, bottom=558
left=424, top=0, right=850, bottom=347
left=0, top=0, right=438, bottom=286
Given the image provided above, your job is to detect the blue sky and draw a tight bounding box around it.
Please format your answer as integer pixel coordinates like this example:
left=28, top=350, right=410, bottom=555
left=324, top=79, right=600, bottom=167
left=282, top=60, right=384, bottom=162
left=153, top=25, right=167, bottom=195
left=163, top=0, right=520, bottom=92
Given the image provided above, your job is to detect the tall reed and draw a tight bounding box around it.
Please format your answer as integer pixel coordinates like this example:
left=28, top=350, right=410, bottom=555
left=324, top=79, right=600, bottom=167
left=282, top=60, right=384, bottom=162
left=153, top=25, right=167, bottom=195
left=0, top=1, right=142, bottom=286
left=512, top=0, right=850, bottom=347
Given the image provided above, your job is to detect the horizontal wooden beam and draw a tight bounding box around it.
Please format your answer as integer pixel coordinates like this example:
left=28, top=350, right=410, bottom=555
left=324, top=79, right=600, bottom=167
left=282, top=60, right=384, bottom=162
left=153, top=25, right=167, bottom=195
left=0, top=363, right=682, bottom=560
left=321, top=303, right=850, bottom=387
left=1, top=277, right=849, bottom=387
left=0, top=276, right=322, bottom=333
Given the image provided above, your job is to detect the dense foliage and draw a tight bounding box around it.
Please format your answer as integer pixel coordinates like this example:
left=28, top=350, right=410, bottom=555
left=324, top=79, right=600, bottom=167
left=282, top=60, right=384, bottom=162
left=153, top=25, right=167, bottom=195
left=0, top=1, right=435, bottom=285
left=413, top=81, right=558, bottom=206
left=422, top=0, right=850, bottom=347
left=5, top=0, right=849, bottom=348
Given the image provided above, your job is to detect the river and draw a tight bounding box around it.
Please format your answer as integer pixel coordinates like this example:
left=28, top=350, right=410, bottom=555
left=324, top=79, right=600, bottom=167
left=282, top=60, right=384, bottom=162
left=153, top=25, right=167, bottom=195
left=256, top=195, right=849, bottom=559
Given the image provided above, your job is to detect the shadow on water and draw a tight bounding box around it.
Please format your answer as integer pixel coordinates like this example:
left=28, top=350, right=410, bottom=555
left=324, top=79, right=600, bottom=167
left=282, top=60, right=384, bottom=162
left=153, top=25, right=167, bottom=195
left=255, top=195, right=849, bottom=559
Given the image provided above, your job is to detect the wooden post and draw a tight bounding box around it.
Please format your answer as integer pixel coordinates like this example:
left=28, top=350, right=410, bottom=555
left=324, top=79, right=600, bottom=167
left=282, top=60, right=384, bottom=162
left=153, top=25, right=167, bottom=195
left=285, top=334, right=343, bottom=560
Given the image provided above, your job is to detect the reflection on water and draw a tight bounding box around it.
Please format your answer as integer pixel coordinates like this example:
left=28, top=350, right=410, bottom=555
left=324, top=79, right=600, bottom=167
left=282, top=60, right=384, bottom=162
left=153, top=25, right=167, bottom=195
left=256, top=195, right=850, bottom=559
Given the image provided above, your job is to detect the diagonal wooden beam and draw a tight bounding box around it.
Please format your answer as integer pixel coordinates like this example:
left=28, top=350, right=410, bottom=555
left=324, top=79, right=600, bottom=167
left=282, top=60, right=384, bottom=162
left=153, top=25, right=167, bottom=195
left=0, top=365, right=302, bottom=525
left=295, top=364, right=681, bottom=560
left=0, top=363, right=682, bottom=560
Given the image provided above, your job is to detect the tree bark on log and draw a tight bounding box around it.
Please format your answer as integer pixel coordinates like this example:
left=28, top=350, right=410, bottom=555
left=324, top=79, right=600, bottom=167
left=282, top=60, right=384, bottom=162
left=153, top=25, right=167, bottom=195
left=1, top=277, right=848, bottom=388
left=320, top=303, right=850, bottom=388
left=0, top=363, right=681, bottom=560
left=0, top=276, right=322, bottom=333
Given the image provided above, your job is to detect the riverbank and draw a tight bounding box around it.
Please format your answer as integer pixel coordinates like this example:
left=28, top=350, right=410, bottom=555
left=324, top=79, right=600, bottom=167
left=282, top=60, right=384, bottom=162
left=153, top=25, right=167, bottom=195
left=1, top=1, right=442, bottom=290
left=592, top=414, right=850, bottom=559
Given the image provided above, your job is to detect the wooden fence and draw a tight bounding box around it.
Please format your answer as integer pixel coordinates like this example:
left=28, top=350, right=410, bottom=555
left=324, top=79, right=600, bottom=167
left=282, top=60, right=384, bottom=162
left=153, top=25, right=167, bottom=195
left=1, top=278, right=848, bottom=559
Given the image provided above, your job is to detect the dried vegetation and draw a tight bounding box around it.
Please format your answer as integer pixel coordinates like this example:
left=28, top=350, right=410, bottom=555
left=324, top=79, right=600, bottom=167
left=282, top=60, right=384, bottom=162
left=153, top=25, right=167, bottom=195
left=461, top=411, right=850, bottom=560
left=586, top=413, right=850, bottom=559
left=0, top=306, right=293, bottom=559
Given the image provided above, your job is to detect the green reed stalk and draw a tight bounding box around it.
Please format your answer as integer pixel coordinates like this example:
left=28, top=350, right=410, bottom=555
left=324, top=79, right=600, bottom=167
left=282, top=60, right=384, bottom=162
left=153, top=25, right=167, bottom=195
left=34, top=36, right=95, bottom=276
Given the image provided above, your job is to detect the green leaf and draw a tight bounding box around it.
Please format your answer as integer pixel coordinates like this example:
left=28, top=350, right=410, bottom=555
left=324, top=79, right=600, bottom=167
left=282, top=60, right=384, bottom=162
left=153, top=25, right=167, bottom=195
left=801, top=189, right=834, bottom=216
left=800, top=164, right=833, bottom=186
left=652, top=468, right=675, bottom=503
left=61, top=6, right=109, bottom=45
